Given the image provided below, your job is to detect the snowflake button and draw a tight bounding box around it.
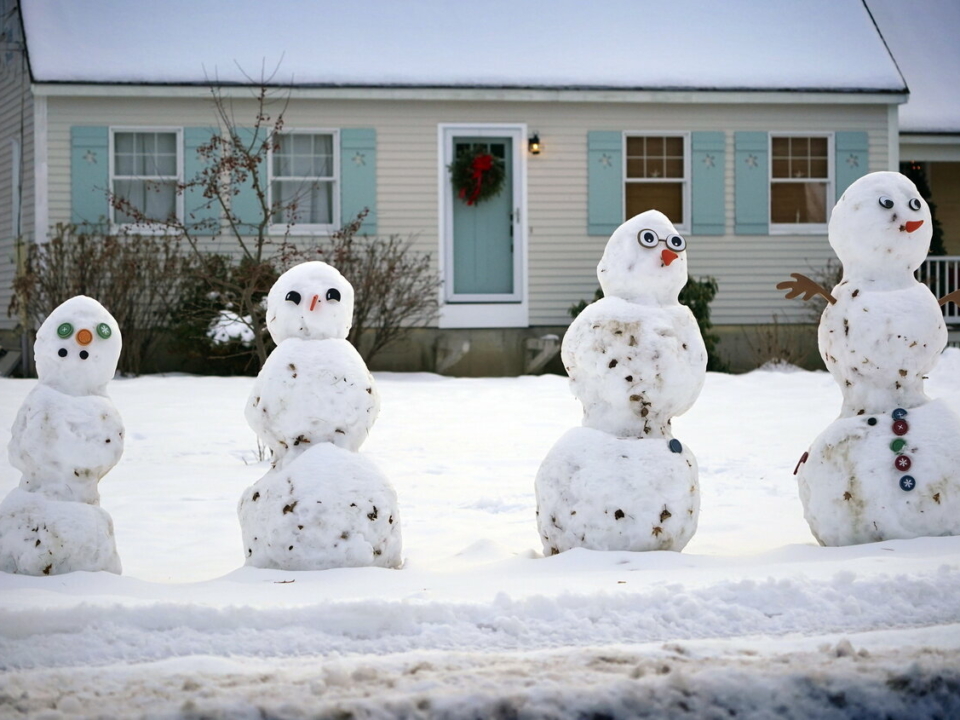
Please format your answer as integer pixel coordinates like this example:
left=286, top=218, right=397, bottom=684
left=899, top=475, right=917, bottom=492
left=894, top=455, right=912, bottom=472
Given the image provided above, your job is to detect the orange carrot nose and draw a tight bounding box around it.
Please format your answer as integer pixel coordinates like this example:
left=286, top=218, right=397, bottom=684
left=76, top=328, right=93, bottom=345
left=661, top=249, right=679, bottom=266
left=309, top=294, right=319, bottom=311
left=905, top=220, right=924, bottom=233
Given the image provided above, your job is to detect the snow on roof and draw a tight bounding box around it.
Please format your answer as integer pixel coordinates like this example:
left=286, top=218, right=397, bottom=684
left=20, top=0, right=905, bottom=93
left=866, top=0, right=960, bottom=134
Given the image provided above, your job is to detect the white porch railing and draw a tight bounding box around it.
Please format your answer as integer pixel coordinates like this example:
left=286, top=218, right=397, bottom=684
left=918, top=256, right=960, bottom=325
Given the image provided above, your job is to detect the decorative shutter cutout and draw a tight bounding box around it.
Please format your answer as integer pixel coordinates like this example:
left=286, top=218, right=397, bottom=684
left=340, top=128, right=378, bottom=234
left=587, top=131, right=623, bottom=236
left=734, top=131, right=769, bottom=235
left=835, top=131, right=869, bottom=202
left=183, top=127, right=220, bottom=235
left=691, top=131, right=726, bottom=235
left=70, top=126, right=109, bottom=226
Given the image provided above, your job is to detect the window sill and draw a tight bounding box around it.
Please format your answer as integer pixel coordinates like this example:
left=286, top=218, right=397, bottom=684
left=111, top=222, right=182, bottom=236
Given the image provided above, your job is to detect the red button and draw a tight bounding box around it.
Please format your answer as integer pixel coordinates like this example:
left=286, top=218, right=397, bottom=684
left=892, top=419, right=909, bottom=436
left=894, top=455, right=911, bottom=471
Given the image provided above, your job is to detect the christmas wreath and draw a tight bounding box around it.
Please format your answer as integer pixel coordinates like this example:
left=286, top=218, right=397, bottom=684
left=449, top=147, right=506, bottom=206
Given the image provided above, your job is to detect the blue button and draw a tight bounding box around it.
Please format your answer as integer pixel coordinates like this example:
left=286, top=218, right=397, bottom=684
left=669, top=439, right=683, bottom=454
left=892, top=408, right=908, bottom=420
left=899, top=475, right=916, bottom=492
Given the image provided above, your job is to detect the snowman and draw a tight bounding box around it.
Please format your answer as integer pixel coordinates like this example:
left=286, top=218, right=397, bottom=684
left=535, top=210, right=707, bottom=554
left=779, top=171, right=960, bottom=545
left=239, top=261, right=401, bottom=570
left=0, top=296, right=124, bottom=575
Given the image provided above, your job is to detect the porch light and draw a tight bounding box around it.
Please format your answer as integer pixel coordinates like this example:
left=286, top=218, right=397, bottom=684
left=528, top=133, right=541, bottom=155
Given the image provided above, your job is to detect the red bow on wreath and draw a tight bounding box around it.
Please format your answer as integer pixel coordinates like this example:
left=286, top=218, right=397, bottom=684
left=459, top=153, right=494, bottom=206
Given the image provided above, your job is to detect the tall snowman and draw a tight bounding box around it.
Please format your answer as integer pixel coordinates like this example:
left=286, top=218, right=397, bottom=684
left=239, top=261, right=401, bottom=570
left=0, top=296, right=124, bottom=575
left=780, top=171, right=960, bottom=545
left=535, top=210, right=707, bottom=554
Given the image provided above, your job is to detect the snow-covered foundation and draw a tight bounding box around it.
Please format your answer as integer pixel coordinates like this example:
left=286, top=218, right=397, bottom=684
left=240, top=262, right=401, bottom=570
left=535, top=210, right=706, bottom=554
left=0, top=296, right=124, bottom=575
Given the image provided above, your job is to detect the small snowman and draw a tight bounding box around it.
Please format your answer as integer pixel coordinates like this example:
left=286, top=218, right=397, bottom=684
left=239, top=261, right=401, bottom=570
left=0, top=296, right=124, bottom=575
left=779, top=171, right=960, bottom=545
left=535, top=210, right=707, bottom=554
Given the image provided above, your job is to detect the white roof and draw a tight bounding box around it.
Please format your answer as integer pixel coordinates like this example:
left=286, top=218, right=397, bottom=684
left=866, top=0, right=960, bottom=134
left=21, top=0, right=905, bottom=93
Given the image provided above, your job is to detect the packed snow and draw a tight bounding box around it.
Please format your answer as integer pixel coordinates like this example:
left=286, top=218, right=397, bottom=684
left=2, top=350, right=960, bottom=716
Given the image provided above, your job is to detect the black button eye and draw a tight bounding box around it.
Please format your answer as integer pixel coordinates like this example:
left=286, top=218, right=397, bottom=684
left=879, top=196, right=894, bottom=209
left=285, top=291, right=302, bottom=305
left=79, top=350, right=89, bottom=360
left=325, top=288, right=341, bottom=302
left=908, top=198, right=922, bottom=211
left=637, top=229, right=659, bottom=248
left=58, top=348, right=67, bottom=358
left=666, top=234, right=687, bottom=252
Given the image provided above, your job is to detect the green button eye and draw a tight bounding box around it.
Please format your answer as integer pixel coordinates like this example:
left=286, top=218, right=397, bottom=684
left=96, top=323, right=112, bottom=339
left=57, top=322, right=73, bottom=339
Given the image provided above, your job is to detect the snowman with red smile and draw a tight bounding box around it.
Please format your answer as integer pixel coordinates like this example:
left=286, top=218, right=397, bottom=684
left=780, top=171, right=960, bottom=545
left=535, top=210, right=707, bottom=555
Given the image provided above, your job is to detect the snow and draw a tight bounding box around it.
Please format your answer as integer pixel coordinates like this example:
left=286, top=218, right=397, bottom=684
left=2, top=351, right=960, bottom=715
left=867, top=0, right=960, bottom=134
left=19, top=0, right=905, bottom=92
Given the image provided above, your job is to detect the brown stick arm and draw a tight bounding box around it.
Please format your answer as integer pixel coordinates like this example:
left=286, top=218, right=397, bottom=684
left=939, top=289, right=960, bottom=308
left=776, top=273, right=837, bottom=305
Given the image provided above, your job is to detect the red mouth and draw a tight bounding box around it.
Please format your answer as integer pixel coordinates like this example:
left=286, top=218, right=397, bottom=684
left=309, top=295, right=319, bottom=311
left=904, top=220, right=924, bottom=233
left=661, top=249, right=679, bottom=266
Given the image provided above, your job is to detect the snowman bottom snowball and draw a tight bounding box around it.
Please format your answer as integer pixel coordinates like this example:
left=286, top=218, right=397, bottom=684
left=535, top=426, right=699, bottom=554
left=239, top=442, right=401, bottom=571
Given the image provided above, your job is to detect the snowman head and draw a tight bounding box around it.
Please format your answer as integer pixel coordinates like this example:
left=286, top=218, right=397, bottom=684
left=597, top=209, right=688, bottom=305
left=34, top=296, right=122, bottom=395
left=829, top=171, right=932, bottom=280
left=267, top=261, right=355, bottom=343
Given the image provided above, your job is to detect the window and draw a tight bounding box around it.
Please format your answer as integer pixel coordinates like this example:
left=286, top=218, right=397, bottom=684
left=770, top=135, right=832, bottom=230
left=270, top=131, right=338, bottom=229
left=111, top=130, right=180, bottom=225
left=624, top=134, right=688, bottom=228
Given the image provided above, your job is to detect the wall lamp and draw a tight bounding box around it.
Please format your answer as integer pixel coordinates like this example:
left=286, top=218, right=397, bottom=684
left=528, top=133, right=542, bottom=155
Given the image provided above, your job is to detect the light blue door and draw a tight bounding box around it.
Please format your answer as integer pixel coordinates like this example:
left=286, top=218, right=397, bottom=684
left=451, top=137, right=514, bottom=296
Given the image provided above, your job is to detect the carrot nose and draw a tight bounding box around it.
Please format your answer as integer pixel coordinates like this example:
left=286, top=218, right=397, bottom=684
left=905, top=220, right=924, bottom=233
left=661, top=249, right=679, bottom=266
left=76, top=328, right=93, bottom=346
left=309, top=294, right=319, bottom=311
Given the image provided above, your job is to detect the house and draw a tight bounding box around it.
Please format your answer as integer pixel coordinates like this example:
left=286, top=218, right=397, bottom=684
left=1, top=0, right=956, bottom=375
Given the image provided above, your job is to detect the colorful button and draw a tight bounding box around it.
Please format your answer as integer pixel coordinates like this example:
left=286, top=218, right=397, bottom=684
left=890, top=438, right=907, bottom=453
left=76, top=328, right=93, bottom=346
left=57, top=322, right=73, bottom=339
left=899, top=475, right=916, bottom=492
left=669, top=439, right=683, bottom=454
left=96, top=323, right=112, bottom=340
left=892, top=419, right=909, bottom=436
left=894, top=455, right=912, bottom=471
left=892, top=408, right=908, bottom=420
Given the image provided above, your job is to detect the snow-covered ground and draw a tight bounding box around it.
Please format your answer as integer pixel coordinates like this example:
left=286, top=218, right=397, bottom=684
left=2, top=353, right=960, bottom=718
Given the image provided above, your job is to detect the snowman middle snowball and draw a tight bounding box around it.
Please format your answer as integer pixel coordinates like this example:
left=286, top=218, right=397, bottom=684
left=239, top=261, right=401, bottom=570
left=535, top=211, right=707, bottom=554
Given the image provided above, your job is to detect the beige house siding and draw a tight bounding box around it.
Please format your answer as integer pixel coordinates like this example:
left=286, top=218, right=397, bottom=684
left=43, top=95, right=892, bottom=328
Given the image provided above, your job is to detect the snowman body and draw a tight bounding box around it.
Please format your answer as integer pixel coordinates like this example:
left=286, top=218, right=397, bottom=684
left=239, top=262, right=401, bottom=569
left=0, top=296, right=124, bottom=574
left=535, top=210, right=706, bottom=554
left=797, top=172, right=960, bottom=544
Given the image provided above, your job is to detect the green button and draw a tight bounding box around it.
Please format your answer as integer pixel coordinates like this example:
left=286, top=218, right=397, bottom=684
left=890, top=438, right=907, bottom=453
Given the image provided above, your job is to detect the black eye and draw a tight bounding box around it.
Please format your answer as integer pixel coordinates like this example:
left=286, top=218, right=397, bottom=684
left=879, top=196, right=894, bottom=209
left=79, top=350, right=89, bottom=360
left=908, top=198, right=922, bottom=211
left=325, top=288, right=341, bottom=302
left=637, top=229, right=659, bottom=248
left=285, top=291, right=301, bottom=305
left=58, top=348, right=67, bottom=358
left=666, top=234, right=686, bottom=252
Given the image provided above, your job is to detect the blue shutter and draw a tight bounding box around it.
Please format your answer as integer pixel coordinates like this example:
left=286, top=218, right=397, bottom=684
left=835, top=131, right=869, bottom=202
left=230, top=127, right=269, bottom=234
left=70, top=126, right=109, bottom=226
left=340, top=128, right=378, bottom=234
left=587, top=131, right=623, bottom=236
left=183, top=127, right=220, bottom=235
left=734, top=131, right=769, bottom=235
left=691, top=131, right=726, bottom=235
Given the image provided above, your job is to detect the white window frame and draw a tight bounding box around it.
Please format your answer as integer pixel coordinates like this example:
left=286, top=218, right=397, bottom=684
left=769, top=132, right=834, bottom=235
left=108, top=127, right=183, bottom=233
left=267, top=128, right=340, bottom=235
left=622, top=132, right=691, bottom=233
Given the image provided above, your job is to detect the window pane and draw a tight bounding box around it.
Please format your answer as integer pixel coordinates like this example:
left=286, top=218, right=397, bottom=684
left=626, top=137, right=645, bottom=156
left=115, top=151, right=134, bottom=176
left=625, top=182, right=682, bottom=224
left=664, top=136, right=683, bottom=156
left=771, top=137, right=789, bottom=156
left=772, top=158, right=790, bottom=178
left=646, top=136, right=664, bottom=156
left=665, top=158, right=684, bottom=178
left=626, top=158, right=644, bottom=178
left=115, top=133, right=134, bottom=154
left=144, top=180, right=177, bottom=221
left=273, top=180, right=333, bottom=224
left=771, top=182, right=827, bottom=224
left=646, top=157, right=665, bottom=178
left=809, top=137, right=828, bottom=157
left=113, top=179, right=143, bottom=224
left=809, top=158, right=828, bottom=179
